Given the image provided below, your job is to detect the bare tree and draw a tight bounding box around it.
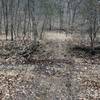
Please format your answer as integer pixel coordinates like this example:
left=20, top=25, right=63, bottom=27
left=81, top=0, right=99, bottom=54
left=1, top=0, right=9, bottom=40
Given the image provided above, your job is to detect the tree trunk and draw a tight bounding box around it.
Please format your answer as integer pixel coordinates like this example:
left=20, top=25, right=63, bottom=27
left=40, top=17, right=46, bottom=40
left=11, top=24, right=14, bottom=41
left=90, top=35, right=95, bottom=55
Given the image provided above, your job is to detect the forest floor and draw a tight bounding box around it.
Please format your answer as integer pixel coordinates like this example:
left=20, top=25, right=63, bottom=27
left=0, top=31, right=99, bottom=100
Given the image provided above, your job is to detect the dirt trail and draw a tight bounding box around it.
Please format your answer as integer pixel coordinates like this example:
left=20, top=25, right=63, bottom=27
left=44, top=31, right=68, bottom=59
left=44, top=31, right=67, bottom=41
